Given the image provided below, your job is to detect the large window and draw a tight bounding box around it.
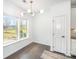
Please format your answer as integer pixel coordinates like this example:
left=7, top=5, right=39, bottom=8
left=3, top=16, right=17, bottom=42
left=20, top=20, right=27, bottom=38
left=3, top=16, right=28, bottom=43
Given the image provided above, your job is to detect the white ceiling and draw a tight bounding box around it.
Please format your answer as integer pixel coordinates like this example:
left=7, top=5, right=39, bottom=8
left=4, top=0, right=76, bottom=11
left=4, top=0, right=69, bottom=11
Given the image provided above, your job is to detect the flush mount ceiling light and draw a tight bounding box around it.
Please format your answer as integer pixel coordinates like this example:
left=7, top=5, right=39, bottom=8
left=22, top=0, right=44, bottom=16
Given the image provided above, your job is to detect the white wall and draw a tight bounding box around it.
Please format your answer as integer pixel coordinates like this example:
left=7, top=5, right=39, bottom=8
left=32, top=0, right=71, bottom=56
left=32, top=12, right=52, bottom=45
left=71, top=8, right=76, bottom=28
left=3, top=0, right=33, bottom=58
left=3, top=0, right=21, bottom=17
left=3, top=39, right=33, bottom=58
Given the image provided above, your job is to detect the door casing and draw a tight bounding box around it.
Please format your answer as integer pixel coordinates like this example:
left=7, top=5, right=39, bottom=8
left=52, top=15, right=67, bottom=55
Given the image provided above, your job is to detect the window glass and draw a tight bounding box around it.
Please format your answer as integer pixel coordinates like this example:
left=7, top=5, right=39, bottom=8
left=3, top=16, right=17, bottom=42
left=20, top=20, right=27, bottom=38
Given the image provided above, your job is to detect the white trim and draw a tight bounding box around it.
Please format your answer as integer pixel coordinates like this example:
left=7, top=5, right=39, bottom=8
left=3, top=36, right=29, bottom=47
left=51, top=15, right=71, bottom=56
left=26, top=19, right=29, bottom=38
left=17, top=17, right=20, bottom=40
left=3, top=16, right=29, bottom=47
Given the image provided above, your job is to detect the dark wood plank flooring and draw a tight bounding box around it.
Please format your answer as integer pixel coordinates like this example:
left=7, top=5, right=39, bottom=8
left=5, top=42, right=76, bottom=59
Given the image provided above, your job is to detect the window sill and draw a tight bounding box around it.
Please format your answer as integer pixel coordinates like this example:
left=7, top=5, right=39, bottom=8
left=3, top=36, right=29, bottom=47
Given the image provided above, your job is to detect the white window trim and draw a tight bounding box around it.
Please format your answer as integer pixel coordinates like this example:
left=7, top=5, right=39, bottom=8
left=3, top=16, right=29, bottom=47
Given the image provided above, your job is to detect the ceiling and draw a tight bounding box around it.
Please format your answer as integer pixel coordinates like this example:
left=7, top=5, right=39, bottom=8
left=4, top=0, right=70, bottom=11
left=4, top=0, right=76, bottom=12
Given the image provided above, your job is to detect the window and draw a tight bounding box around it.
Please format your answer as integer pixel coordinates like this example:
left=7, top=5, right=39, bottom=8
left=3, top=16, right=17, bottom=42
left=20, top=20, right=27, bottom=38
left=3, top=16, right=28, bottom=43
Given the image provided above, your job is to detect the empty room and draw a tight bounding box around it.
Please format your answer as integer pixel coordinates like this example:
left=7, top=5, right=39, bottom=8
left=3, top=0, right=76, bottom=59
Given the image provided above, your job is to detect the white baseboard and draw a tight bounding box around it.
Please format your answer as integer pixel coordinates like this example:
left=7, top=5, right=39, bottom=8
left=33, top=40, right=50, bottom=46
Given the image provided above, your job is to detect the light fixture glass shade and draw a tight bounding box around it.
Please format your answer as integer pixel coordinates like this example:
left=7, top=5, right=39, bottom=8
left=40, top=9, right=44, bottom=14
left=20, top=12, right=24, bottom=16
left=27, top=9, right=32, bottom=13
left=27, top=9, right=35, bottom=16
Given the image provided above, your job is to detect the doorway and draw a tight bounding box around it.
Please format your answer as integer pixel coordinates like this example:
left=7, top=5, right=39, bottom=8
left=52, top=15, right=67, bottom=54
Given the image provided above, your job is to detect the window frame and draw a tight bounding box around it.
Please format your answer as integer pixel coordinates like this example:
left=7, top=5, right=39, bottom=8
left=18, top=17, right=29, bottom=40
left=3, top=16, right=18, bottom=41
left=3, top=15, right=29, bottom=46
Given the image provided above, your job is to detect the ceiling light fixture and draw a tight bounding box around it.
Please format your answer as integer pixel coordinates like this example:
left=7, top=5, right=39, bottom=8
left=22, top=0, right=44, bottom=16
left=40, top=9, right=44, bottom=14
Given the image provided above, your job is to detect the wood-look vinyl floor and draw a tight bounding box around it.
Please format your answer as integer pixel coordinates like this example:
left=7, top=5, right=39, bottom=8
left=5, top=42, right=76, bottom=59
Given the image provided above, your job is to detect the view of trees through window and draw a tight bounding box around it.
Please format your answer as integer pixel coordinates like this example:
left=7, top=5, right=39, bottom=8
left=20, top=20, right=27, bottom=38
left=3, top=16, right=17, bottom=42
left=3, top=16, right=28, bottom=43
